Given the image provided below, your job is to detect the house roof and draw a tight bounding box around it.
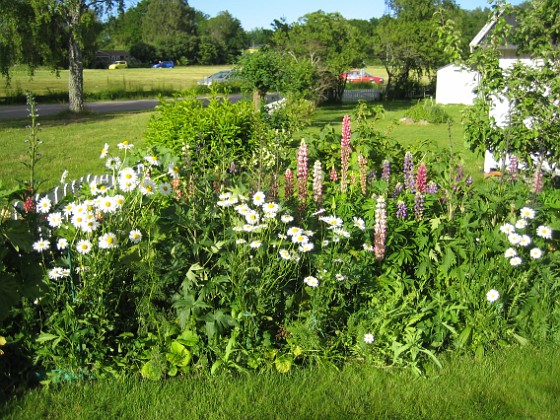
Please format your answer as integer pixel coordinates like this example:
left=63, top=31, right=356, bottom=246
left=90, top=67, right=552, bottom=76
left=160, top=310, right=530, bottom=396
left=469, top=13, right=518, bottom=53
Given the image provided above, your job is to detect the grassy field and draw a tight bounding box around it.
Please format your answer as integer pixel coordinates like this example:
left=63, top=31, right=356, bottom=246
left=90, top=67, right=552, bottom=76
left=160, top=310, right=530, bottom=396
left=2, top=345, right=559, bottom=419
left=0, top=65, right=234, bottom=103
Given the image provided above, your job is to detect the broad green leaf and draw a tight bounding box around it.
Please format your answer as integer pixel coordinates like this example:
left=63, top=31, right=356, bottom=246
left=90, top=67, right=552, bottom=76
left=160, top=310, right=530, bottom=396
left=141, top=360, right=164, bottom=381
left=36, top=333, right=59, bottom=343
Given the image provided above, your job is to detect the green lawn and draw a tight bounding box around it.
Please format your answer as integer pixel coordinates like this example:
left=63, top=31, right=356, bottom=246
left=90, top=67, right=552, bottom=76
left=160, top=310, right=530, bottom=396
left=0, top=99, right=481, bottom=193
left=2, top=345, right=559, bottom=419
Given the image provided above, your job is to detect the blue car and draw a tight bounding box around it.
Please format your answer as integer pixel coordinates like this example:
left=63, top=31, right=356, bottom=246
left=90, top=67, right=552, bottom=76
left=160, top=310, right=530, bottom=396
left=152, top=60, right=174, bottom=68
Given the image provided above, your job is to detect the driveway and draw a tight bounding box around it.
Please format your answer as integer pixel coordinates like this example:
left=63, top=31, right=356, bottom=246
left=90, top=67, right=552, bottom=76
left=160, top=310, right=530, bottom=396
left=0, top=93, right=281, bottom=121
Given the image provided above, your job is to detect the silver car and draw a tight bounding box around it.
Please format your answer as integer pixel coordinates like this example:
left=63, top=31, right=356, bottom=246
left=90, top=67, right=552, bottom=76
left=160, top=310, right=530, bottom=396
left=197, top=70, right=236, bottom=86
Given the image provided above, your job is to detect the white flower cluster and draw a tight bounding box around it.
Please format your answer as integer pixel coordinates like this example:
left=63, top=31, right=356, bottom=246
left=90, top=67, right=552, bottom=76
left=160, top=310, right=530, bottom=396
left=499, top=207, right=553, bottom=267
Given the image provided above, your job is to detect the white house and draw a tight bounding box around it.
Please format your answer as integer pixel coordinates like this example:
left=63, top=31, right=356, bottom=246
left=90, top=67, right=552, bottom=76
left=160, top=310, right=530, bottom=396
left=435, top=64, right=479, bottom=105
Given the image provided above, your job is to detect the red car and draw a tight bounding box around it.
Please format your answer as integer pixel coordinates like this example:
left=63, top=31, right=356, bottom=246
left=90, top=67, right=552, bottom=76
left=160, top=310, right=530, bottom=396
left=341, top=69, right=384, bottom=84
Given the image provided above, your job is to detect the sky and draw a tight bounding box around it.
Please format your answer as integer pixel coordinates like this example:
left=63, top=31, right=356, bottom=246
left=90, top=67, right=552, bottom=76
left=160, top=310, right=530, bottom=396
left=180, top=0, right=527, bottom=30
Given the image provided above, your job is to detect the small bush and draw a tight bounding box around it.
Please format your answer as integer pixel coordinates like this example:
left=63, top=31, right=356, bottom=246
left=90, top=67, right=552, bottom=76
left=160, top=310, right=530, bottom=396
left=403, top=99, right=452, bottom=124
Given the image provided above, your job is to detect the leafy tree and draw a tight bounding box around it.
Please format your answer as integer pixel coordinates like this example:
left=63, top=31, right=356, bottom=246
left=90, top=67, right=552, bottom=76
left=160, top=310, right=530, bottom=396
left=1, top=0, right=124, bottom=113
left=142, top=0, right=198, bottom=62
left=463, top=0, right=560, bottom=170
left=198, top=11, right=246, bottom=64
left=374, top=0, right=457, bottom=98
left=99, top=0, right=150, bottom=50
left=272, top=11, right=364, bottom=102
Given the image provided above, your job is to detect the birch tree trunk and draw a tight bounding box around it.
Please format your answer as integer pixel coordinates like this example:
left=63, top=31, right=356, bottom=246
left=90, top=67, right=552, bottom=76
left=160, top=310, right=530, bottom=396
left=68, top=3, right=84, bottom=113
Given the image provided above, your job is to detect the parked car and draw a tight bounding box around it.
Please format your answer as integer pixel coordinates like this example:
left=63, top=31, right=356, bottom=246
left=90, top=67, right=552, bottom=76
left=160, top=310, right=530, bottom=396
left=152, top=60, right=175, bottom=68
left=197, top=70, right=237, bottom=86
left=341, top=69, right=384, bottom=84
left=108, top=60, right=128, bottom=70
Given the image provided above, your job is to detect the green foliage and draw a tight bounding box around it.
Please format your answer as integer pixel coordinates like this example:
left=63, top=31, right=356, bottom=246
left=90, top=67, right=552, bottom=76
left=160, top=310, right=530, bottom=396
left=403, top=99, right=452, bottom=124
left=144, top=91, right=258, bottom=171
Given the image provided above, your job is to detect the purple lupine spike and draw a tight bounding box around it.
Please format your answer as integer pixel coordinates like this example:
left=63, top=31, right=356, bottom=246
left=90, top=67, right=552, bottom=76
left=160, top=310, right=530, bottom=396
left=414, top=191, right=424, bottom=221
left=396, top=200, right=407, bottom=219
left=381, top=159, right=391, bottom=183
left=426, top=181, right=438, bottom=194
left=403, top=152, right=415, bottom=192
left=508, top=155, right=519, bottom=182
left=392, top=182, right=403, bottom=199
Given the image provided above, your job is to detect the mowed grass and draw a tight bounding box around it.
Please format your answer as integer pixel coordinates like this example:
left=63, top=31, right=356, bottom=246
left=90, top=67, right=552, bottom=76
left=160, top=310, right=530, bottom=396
left=2, top=345, right=559, bottom=419
left=0, top=65, right=233, bottom=102
left=0, top=99, right=481, bottom=193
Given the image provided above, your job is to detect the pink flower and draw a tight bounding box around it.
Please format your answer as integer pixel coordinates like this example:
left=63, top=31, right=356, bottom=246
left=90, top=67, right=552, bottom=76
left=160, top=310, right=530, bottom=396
left=340, top=115, right=352, bottom=194
left=330, top=166, right=338, bottom=181
left=297, top=140, right=308, bottom=206
left=415, top=163, right=427, bottom=193
left=284, top=168, right=294, bottom=199
left=358, top=155, right=368, bottom=195
left=532, top=168, right=543, bottom=194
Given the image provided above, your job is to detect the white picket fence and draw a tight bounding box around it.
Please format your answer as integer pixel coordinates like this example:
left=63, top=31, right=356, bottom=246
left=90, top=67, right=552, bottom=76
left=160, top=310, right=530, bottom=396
left=342, top=89, right=383, bottom=102
left=11, top=172, right=117, bottom=220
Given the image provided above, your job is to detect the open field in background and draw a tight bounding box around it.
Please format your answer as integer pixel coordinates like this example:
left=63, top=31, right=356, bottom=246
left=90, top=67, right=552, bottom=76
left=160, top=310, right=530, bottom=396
left=3, top=345, right=559, bottom=419
left=0, top=100, right=479, bottom=193
left=0, top=65, right=234, bottom=102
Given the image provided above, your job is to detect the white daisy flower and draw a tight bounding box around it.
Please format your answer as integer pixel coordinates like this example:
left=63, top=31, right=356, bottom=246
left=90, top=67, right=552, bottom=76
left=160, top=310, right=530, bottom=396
left=303, top=276, right=319, bottom=288
left=292, top=234, right=309, bottom=244
left=105, top=156, right=121, bottom=170
left=336, top=273, right=346, bottom=281
left=129, top=229, right=142, bottom=244
left=235, top=204, right=251, bottom=215
left=320, top=216, right=343, bottom=228
left=97, top=196, right=117, bottom=214
left=62, top=202, right=75, bottom=216
left=508, top=233, right=522, bottom=245
left=486, top=289, right=500, bottom=302
left=245, top=210, right=260, bottom=225
left=262, top=202, right=280, bottom=214
left=37, top=196, right=52, bottom=214
left=536, top=225, right=552, bottom=239
left=500, top=223, right=515, bottom=234
left=353, top=217, right=366, bottom=230
left=279, top=249, right=291, bottom=260
left=504, top=248, right=517, bottom=258
left=99, top=232, right=118, bottom=250
left=76, top=239, right=93, bottom=255
left=252, top=191, right=266, bottom=206
left=117, top=140, right=134, bottom=150
left=32, top=238, right=50, bottom=252
left=57, top=238, right=68, bottom=250
left=144, top=155, right=161, bottom=166
left=514, top=219, right=528, bottom=229
left=520, top=207, right=536, bottom=219
left=363, top=333, right=375, bottom=344
left=139, top=178, right=157, bottom=196
left=363, top=243, right=374, bottom=252
left=235, top=239, right=247, bottom=245
left=100, top=143, right=109, bottom=159
left=299, top=243, right=314, bottom=253
left=530, top=248, right=542, bottom=259
left=286, top=226, right=303, bottom=237
left=249, top=240, right=262, bottom=249
left=518, top=235, right=532, bottom=247
left=159, top=182, right=172, bottom=196
left=48, top=267, right=66, bottom=280
left=281, top=214, right=294, bottom=223
left=167, top=164, right=180, bottom=179
left=510, top=256, right=522, bottom=266
left=47, top=212, right=63, bottom=228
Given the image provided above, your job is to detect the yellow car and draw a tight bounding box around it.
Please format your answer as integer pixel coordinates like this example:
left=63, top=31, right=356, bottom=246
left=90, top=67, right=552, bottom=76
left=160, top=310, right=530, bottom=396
left=108, top=60, right=128, bottom=70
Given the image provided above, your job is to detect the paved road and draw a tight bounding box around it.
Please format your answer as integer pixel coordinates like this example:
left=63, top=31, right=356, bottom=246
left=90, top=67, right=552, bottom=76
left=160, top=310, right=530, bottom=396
left=0, top=93, right=280, bottom=121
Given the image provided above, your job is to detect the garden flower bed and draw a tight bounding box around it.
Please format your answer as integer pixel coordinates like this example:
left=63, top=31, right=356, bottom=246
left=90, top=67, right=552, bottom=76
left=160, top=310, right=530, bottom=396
left=1, top=96, right=558, bottom=391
